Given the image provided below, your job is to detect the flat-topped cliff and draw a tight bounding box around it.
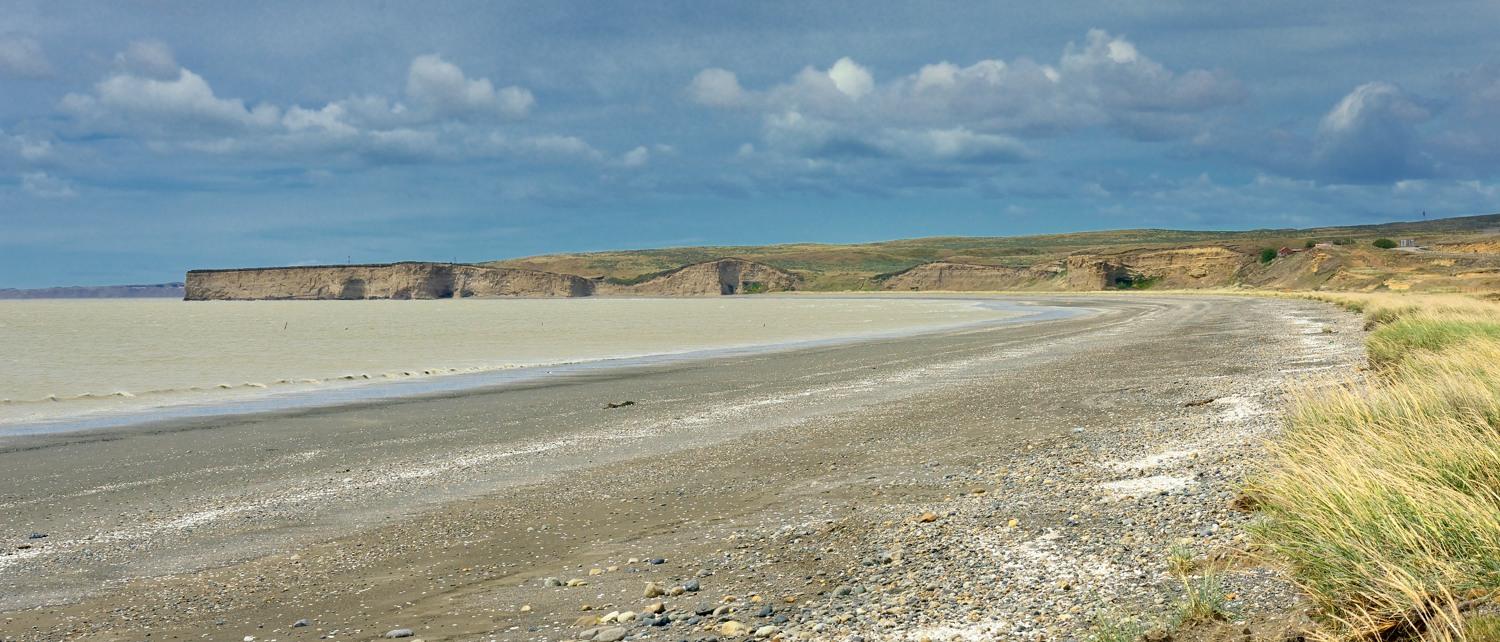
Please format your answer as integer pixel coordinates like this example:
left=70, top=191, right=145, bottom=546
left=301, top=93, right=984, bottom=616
left=181, top=213, right=1500, bottom=299
left=184, top=258, right=800, bottom=300
left=185, top=263, right=594, bottom=300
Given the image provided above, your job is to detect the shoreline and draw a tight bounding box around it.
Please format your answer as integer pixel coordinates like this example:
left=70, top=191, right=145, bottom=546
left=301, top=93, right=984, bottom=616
left=0, top=296, right=1070, bottom=439
left=0, top=295, right=1362, bottom=641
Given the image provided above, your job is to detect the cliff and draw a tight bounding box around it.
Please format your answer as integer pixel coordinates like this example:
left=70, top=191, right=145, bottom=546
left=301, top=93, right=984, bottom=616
left=599, top=258, right=801, bottom=296
left=181, top=213, right=1500, bottom=299
left=185, top=263, right=594, bottom=300
left=878, top=247, right=1252, bottom=291
left=183, top=258, right=798, bottom=300
left=879, top=262, right=1057, bottom=291
left=489, top=213, right=1500, bottom=292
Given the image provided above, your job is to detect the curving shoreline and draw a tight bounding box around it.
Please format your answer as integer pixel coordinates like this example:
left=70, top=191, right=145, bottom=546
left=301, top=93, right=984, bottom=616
left=0, top=295, right=1361, bottom=641
left=0, top=296, right=1046, bottom=438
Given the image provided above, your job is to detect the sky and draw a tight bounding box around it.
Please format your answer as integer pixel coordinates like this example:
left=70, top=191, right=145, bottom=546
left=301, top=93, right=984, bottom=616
left=2, top=2, right=1500, bottom=287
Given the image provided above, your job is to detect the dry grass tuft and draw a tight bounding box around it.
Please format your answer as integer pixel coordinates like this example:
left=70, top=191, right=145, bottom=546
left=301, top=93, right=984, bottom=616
left=1250, top=293, right=1500, bottom=640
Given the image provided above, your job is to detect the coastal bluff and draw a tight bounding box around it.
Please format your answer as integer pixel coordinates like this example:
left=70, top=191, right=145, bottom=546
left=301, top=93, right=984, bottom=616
left=184, top=258, right=802, bottom=300
left=185, top=262, right=594, bottom=300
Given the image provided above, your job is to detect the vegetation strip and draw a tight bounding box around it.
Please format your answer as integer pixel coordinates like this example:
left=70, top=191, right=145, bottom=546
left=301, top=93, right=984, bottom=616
left=1251, top=293, right=1500, bottom=640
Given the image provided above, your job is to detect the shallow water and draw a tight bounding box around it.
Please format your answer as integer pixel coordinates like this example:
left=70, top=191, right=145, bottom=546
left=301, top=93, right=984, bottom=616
left=0, top=296, right=1026, bottom=431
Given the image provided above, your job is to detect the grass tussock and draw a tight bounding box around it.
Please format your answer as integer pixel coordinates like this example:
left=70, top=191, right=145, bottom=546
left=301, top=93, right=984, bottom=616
left=1250, top=293, right=1500, bottom=640
left=1084, top=613, right=1148, bottom=642
left=1175, top=571, right=1233, bottom=626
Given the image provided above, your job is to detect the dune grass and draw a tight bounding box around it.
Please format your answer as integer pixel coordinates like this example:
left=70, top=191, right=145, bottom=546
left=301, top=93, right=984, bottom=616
left=1249, top=292, right=1500, bottom=640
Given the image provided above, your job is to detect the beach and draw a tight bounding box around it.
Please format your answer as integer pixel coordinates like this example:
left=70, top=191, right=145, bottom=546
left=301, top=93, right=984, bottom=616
left=0, top=295, right=1361, bottom=641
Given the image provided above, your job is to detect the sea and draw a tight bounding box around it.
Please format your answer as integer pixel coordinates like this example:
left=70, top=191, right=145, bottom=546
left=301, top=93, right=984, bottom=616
left=0, top=296, right=1041, bottom=435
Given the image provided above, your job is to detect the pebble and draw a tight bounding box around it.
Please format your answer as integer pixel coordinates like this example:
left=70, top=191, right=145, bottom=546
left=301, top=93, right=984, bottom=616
left=593, top=627, right=627, bottom=642
left=384, top=629, right=414, bottom=639
left=292, top=619, right=309, bottom=628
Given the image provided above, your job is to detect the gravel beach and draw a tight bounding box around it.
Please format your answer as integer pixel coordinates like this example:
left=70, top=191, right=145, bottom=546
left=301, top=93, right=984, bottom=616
left=0, top=295, right=1362, bottom=641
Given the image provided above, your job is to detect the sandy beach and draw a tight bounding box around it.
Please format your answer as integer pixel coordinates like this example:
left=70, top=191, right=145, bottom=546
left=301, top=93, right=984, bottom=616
left=0, top=295, right=1361, bottom=641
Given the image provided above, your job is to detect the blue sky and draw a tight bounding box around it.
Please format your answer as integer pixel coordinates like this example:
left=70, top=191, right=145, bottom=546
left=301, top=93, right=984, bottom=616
left=3, top=2, right=1499, bottom=287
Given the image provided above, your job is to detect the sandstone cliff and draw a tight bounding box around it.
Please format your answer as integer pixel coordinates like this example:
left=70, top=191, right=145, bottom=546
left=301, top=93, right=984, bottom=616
left=599, top=258, right=801, bottom=296
left=880, top=247, right=1254, bottom=291
left=1063, top=246, right=1252, bottom=289
left=879, top=262, right=1057, bottom=291
left=185, top=263, right=594, bottom=300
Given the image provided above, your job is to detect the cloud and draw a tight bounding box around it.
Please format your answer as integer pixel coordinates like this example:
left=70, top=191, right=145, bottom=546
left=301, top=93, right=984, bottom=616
left=688, top=68, right=746, bottom=107
left=50, top=45, right=641, bottom=168
left=1312, top=81, right=1432, bottom=183
left=1430, top=64, right=1500, bottom=167
left=20, top=171, right=76, bottom=198
left=0, top=129, right=55, bottom=162
left=690, top=29, right=1243, bottom=143
left=826, top=57, right=873, bottom=99
left=405, top=54, right=533, bottom=118
left=762, top=110, right=1031, bottom=164
left=0, top=36, right=52, bottom=78
left=621, top=145, right=650, bottom=167
left=71, top=68, right=283, bottom=131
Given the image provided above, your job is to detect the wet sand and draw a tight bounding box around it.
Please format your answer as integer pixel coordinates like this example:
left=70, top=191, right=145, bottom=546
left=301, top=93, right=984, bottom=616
left=0, top=295, right=1362, bottom=641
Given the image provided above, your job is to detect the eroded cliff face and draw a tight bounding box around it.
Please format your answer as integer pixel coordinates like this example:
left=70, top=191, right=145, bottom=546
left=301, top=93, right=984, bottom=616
left=880, top=247, right=1253, bottom=291
left=600, top=258, right=801, bottom=296
left=185, top=263, right=594, bottom=300
left=185, top=259, right=798, bottom=300
left=879, top=262, right=1058, bottom=291
left=1063, top=246, right=1252, bottom=289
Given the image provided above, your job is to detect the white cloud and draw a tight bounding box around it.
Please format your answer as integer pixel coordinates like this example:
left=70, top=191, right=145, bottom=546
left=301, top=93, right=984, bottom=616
left=689, top=29, right=1242, bottom=144
left=621, top=145, right=650, bottom=167
left=882, top=127, right=1033, bottom=162
left=827, top=57, right=873, bottom=99
left=0, top=36, right=52, bottom=78
left=66, top=68, right=281, bottom=131
left=281, top=103, right=358, bottom=136
left=20, top=172, right=76, bottom=198
left=51, top=46, right=631, bottom=167
left=405, top=53, right=533, bottom=118
left=688, top=68, right=747, bottom=107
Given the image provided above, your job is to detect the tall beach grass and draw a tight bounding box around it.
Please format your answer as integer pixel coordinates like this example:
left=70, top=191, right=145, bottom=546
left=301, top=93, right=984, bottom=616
left=1250, top=293, right=1500, bottom=640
